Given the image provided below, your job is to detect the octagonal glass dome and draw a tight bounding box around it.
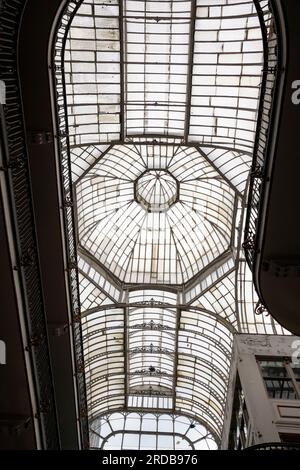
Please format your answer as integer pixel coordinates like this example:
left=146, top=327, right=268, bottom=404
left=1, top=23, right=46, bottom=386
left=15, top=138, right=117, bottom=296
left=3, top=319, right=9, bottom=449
left=75, top=143, right=235, bottom=285
left=135, top=170, right=178, bottom=213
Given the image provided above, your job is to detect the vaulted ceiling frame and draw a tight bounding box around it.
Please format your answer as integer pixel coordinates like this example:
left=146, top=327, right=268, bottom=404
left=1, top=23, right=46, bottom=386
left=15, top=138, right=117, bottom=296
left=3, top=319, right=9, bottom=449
left=78, top=240, right=236, bottom=294
left=80, top=302, right=236, bottom=333
left=52, top=0, right=281, bottom=450
left=90, top=409, right=220, bottom=449
left=119, top=0, right=126, bottom=141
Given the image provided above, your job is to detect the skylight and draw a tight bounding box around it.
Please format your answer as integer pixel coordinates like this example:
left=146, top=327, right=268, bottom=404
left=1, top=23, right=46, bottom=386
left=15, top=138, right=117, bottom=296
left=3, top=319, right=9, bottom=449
left=75, top=142, right=235, bottom=285
left=53, top=0, right=287, bottom=449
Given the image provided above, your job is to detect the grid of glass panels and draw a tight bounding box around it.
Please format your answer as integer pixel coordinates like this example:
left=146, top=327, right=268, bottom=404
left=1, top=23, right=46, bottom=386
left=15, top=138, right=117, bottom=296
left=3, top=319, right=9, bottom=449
left=90, top=412, right=218, bottom=449
left=200, top=147, right=252, bottom=194
left=188, top=0, right=264, bottom=151
left=78, top=253, right=121, bottom=302
left=63, top=0, right=266, bottom=153
left=82, top=305, right=125, bottom=415
left=64, top=0, right=121, bottom=146
left=127, top=302, right=176, bottom=404
left=53, top=0, right=284, bottom=450
left=177, top=308, right=233, bottom=436
left=70, top=144, right=110, bottom=182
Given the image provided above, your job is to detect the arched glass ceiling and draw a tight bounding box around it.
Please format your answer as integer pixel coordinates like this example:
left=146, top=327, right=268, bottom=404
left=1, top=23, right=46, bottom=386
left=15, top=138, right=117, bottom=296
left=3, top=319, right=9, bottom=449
left=53, top=0, right=288, bottom=449
left=81, top=290, right=233, bottom=439
left=90, top=412, right=218, bottom=450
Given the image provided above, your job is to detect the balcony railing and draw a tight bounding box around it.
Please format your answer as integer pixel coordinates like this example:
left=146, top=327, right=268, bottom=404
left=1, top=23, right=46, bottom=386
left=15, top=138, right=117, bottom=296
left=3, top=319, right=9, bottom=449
left=243, top=0, right=282, bottom=268
left=0, top=0, right=59, bottom=449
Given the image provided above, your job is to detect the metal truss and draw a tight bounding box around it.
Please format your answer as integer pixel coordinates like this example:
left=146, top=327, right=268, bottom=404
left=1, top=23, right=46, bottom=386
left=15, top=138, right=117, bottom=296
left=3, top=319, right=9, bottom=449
left=52, top=0, right=289, bottom=451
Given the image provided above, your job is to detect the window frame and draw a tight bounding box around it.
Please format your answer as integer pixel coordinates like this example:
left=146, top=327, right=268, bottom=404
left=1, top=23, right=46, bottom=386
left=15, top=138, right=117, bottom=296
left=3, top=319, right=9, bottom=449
left=256, top=357, right=300, bottom=401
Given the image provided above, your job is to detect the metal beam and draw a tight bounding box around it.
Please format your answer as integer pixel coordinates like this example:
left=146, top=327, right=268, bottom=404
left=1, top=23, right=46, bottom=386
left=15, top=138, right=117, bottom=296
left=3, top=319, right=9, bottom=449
left=119, top=0, right=126, bottom=141
left=69, top=138, right=253, bottom=157
left=184, top=0, right=197, bottom=143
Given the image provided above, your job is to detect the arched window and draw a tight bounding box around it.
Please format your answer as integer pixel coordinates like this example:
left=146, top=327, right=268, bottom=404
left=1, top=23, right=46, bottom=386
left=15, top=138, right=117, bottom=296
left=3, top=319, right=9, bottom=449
left=52, top=0, right=287, bottom=449
left=90, top=412, right=218, bottom=450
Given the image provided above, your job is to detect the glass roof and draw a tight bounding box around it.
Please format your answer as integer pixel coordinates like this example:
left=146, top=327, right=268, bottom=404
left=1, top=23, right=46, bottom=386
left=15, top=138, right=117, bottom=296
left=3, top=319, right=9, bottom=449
left=76, top=142, right=236, bottom=285
left=90, top=412, right=218, bottom=450
left=63, top=0, right=264, bottom=152
left=54, top=0, right=288, bottom=449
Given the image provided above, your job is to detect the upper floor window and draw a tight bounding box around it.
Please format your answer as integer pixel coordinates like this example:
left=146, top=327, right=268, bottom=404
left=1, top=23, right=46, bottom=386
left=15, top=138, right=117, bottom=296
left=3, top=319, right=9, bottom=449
left=258, top=359, right=300, bottom=400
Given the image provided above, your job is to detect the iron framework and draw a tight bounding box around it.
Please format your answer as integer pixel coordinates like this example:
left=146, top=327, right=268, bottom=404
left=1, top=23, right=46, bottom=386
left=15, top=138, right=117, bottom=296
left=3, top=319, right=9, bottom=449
left=245, top=443, right=300, bottom=451
left=53, top=0, right=288, bottom=451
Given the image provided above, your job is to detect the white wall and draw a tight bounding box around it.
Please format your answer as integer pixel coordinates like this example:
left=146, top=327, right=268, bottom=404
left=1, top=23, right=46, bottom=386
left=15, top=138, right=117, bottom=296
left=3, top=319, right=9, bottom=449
left=222, top=334, right=300, bottom=448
